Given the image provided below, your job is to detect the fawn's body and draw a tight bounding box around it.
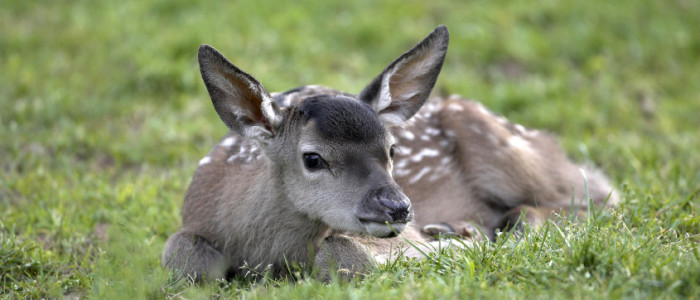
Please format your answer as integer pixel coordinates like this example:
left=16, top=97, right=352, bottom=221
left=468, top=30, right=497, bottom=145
left=162, top=26, right=616, bottom=281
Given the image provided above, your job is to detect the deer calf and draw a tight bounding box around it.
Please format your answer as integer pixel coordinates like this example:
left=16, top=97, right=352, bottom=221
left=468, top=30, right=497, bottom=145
left=162, top=25, right=616, bottom=281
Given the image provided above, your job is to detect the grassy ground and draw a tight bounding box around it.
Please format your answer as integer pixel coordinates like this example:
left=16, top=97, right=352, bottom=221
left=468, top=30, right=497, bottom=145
left=1, top=0, right=699, bottom=298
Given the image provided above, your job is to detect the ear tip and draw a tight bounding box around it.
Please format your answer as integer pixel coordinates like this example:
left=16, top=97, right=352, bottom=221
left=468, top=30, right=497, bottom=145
left=433, top=25, right=450, bottom=43
left=198, top=44, right=220, bottom=63
left=198, top=44, right=212, bottom=54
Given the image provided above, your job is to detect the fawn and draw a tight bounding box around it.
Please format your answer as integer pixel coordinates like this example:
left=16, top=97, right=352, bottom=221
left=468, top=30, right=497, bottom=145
left=162, top=25, right=616, bottom=281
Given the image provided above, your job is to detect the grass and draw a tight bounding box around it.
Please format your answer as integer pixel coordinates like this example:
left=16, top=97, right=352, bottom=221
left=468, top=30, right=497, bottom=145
left=1, top=0, right=698, bottom=298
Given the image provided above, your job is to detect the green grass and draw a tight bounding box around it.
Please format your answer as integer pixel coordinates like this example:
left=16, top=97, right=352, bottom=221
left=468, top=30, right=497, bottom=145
left=1, top=0, right=698, bottom=298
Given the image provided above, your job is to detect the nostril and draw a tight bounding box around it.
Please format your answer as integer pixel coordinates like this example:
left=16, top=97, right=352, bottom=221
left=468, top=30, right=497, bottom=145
left=378, top=198, right=411, bottom=222
left=388, top=209, right=409, bottom=223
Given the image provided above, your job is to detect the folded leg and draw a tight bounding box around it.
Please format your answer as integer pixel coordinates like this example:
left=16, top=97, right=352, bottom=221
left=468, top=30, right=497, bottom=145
left=162, top=230, right=228, bottom=282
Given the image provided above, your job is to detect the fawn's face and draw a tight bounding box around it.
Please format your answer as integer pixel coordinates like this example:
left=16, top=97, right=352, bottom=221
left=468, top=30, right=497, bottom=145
left=197, top=25, right=449, bottom=238
left=268, top=95, right=411, bottom=237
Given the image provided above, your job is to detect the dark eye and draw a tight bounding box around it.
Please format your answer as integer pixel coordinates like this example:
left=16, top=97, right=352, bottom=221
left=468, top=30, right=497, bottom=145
left=389, top=145, right=396, bottom=158
left=303, top=153, right=327, bottom=170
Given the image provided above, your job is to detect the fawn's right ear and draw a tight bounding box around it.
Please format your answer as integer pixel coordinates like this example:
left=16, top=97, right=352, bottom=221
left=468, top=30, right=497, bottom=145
left=358, top=25, right=449, bottom=127
left=198, top=45, right=282, bottom=142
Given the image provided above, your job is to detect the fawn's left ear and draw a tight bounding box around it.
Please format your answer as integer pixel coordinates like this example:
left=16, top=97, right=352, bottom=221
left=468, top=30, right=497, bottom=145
left=198, top=45, right=283, bottom=142
left=358, top=25, right=449, bottom=127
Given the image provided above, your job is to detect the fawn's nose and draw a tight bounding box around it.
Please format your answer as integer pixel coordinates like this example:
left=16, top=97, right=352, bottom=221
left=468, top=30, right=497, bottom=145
left=378, top=197, right=411, bottom=222
left=355, top=189, right=413, bottom=225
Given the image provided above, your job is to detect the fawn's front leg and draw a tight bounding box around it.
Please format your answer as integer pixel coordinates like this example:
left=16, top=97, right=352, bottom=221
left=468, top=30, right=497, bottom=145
left=162, top=230, right=228, bottom=282
left=314, top=235, right=373, bottom=281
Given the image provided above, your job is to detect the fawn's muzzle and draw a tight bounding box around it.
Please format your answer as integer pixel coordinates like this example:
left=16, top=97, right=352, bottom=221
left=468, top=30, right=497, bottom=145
left=354, top=187, right=413, bottom=237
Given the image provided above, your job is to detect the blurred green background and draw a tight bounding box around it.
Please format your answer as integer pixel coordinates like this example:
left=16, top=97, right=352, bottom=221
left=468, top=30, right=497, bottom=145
left=1, top=0, right=698, bottom=298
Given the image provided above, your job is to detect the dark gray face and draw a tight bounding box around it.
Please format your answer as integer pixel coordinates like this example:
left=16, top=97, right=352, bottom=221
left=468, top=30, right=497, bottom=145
left=278, top=95, right=412, bottom=238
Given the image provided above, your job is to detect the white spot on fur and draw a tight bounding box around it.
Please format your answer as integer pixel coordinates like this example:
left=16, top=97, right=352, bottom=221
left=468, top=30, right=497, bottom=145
left=526, top=130, right=540, bottom=137
left=400, top=130, right=415, bottom=141
left=447, top=103, right=464, bottom=111
left=425, top=127, right=441, bottom=136
left=476, top=104, right=490, bottom=116
left=397, top=146, right=413, bottom=156
left=424, top=100, right=440, bottom=113
left=496, top=116, right=508, bottom=125
left=199, top=156, right=211, bottom=166
left=440, top=156, right=451, bottom=165
left=420, top=134, right=431, bottom=141
left=409, top=166, right=432, bottom=184
left=438, top=140, right=450, bottom=148
left=411, top=148, right=440, bottom=162
left=515, top=124, right=527, bottom=134
left=394, top=168, right=412, bottom=177
left=427, top=173, right=444, bottom=182
left=508, top=135, right=532, bottom=152
left=394, top=159, right=410, bottom=169
left=404, top=118, right=417, bottom=127
left=221, top=137, right=236, bottom=147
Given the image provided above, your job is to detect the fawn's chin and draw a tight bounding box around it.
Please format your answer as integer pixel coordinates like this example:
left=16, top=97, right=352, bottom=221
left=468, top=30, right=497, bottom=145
left=362, top=222, right=406, bottom=238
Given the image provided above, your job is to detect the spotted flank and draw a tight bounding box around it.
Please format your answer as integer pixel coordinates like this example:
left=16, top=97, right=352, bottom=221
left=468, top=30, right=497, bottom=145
left=391, top=98, right=456, bottom=184
left=389, top=95, right=543, bottom=185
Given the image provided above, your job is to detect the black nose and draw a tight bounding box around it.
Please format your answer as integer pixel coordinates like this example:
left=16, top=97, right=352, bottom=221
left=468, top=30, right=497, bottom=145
left=379, top=198, right=411, bottom=222
left=355, top=188, right=413, bottom=225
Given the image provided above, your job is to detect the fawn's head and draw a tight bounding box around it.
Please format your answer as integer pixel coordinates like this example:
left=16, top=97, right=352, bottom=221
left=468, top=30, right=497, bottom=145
left=198, top=26, right=449, bottom=238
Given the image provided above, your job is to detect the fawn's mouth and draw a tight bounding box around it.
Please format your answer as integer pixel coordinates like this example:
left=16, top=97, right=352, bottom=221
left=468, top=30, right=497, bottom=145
left=360, top=220, right=407, bottom=238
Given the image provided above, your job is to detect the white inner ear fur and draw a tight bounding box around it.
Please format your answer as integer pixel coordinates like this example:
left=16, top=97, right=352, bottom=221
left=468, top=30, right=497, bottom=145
left=261, top=94, right=282, bottom=128
left=216, top=72, right=280, bottom=140
left=377, top=68, right=396, bottom=112
left=376, top=46, right=443, bottom=127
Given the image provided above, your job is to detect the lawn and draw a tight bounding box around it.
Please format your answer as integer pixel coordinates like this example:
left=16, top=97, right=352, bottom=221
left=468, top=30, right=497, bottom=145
left=1, top=0, right=698, bottom=298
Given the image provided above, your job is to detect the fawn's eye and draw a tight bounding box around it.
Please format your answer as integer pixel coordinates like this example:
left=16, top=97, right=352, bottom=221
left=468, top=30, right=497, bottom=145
left=389, top=145, right=396, bottom=158
left=303, top=153, right=327, bottom=171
